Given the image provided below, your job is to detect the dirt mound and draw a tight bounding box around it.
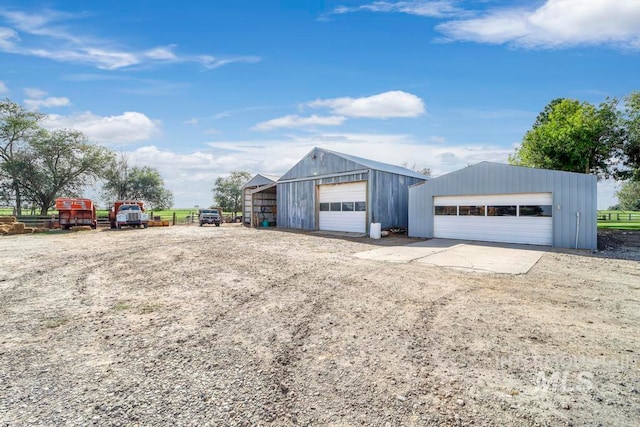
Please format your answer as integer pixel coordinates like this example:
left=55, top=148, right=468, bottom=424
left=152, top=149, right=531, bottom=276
left=598, top=229, right=640, bottom=259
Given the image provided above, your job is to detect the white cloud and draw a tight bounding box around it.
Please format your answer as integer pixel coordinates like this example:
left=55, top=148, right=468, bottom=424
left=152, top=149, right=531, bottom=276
left=206, top=132, right=511, bottom=179
left=0, top=26, right=17, bottom=49
left=144, top=45, right=178, bottom=60
left=252, top=114, right=346, bottom=131
left=24, top=96, right=70, bottom=110
left=429, top=135, right=446, bottom=144
left=0, top=80, right=8, bottom=94
left=183, top=118, right=199, bottom=126
left=43, top=111, right=160, bottom=144
left=112, top=132, right=616, bottom=209
left=328, top=1, right=465, bottom=19
left=23, top=87, right=47, bottom=98
left=0, top=8, right=261, bottom=70
left=307, top=90, right=425, bottom=119
left=436, top=0, right=640, bottom=49
left=198, top=55, right=262, bottom=70
left=22, top=87, right=71, bottom=110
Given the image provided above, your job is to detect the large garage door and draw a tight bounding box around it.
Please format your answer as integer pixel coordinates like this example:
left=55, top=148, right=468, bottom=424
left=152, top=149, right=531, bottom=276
left=319, top=182, right=367, bottom=233
left=433, top=193, right=553, bottom=245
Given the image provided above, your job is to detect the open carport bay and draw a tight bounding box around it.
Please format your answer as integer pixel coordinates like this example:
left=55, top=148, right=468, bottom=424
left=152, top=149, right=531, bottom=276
left=0, top=225, right=638, bottom=426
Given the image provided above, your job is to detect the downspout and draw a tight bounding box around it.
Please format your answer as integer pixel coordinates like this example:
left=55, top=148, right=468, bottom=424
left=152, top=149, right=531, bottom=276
left=575, top=212, right=580, bottom=249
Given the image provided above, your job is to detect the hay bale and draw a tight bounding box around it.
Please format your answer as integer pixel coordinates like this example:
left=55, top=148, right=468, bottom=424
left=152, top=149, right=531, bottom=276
left=23, top=227, right=35, bottom=234
left=0, top=216, right=16, bottom=223
left=11, top=223, right=25, bottom=233
left=70, top=226, right=92, bottom=232
left=33, top=228, right=49, bottom=234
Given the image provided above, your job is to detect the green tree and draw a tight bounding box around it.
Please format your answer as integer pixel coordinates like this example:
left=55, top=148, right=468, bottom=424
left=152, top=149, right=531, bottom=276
left=616, top=181, right=640, bottom=210
left=0, top=99, right=44, bottom=214
left=13, top=129, right=115, bottom=215
left=102, top=155, right=174, bottom=209
left=618, top=91, right=640, bottom=181
left=509, top=98, right=620, bottom=178
left=212, top=171, right=251, bottom=216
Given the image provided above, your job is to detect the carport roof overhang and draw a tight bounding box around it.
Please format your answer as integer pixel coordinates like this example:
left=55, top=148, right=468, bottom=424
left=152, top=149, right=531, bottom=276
left=249, top=182, right=277, bottom=194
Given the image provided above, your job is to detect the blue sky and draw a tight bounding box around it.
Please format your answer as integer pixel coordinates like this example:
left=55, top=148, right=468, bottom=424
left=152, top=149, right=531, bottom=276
left=1, top=1, right=639, bottom=208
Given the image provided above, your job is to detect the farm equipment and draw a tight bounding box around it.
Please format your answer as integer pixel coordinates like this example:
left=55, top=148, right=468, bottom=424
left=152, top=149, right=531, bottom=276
left=109, top=200, right=149, bottom=229
left=55, top=198, right=97, bottom=230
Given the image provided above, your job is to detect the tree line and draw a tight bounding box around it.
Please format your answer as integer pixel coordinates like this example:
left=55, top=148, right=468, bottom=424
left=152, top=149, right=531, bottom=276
left=510, top=91, right=640, bottom=210
left=0, top=99, right=173, bottom=215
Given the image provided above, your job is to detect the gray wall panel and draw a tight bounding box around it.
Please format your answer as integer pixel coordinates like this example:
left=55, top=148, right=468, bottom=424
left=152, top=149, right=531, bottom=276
left=277, top=180, right=316, bottom=230
left=408, top=162, right=597, bottom=249
left=280, top=148, right=364, bottom=181
left=370, top=171, right=423, bottom=229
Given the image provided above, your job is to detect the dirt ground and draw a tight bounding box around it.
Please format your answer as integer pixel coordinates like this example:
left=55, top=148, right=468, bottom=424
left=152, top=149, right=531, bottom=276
left=1, top=225, right=638, bottom=426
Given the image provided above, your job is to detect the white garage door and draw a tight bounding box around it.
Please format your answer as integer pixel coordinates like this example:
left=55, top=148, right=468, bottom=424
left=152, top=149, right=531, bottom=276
left=319, top=182, right=367, bottom=233
left=433, top=193, right=553, bottom=246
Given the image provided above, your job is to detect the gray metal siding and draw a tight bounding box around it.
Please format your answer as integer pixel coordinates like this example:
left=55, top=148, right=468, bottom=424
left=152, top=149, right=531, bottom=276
left=277, top=173, right=368, bottom=231
left=408, top=162, right=597, bottom=250
left=370, top=171, right=424, bottom=229
left=277, top=171, right=426, bottom=232
left=277, top=180, right=316, bottom=230
left=279, top=149, right=365, bottom=181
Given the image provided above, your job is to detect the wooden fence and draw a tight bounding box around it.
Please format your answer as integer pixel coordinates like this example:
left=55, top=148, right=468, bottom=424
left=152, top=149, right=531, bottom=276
left=597, top=212, right=640, bottom=222
left=15, top=213, right=180, bottom=228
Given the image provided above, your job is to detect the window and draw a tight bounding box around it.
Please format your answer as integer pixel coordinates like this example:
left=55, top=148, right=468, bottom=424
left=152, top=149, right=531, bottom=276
left=319, top=203, right=330, bottom=212
left=355, top=201, right=366, bottom=212
left=341, top=202, right=354, bottom=211
left=487, top=205, right=517, bottom=216
left=459, top=205, right=485, bottom=216
left=330, top=202, right=341, bottom=211
left=519, top=205, right=553, bottom=217
left=435, top=206, right=457, bottom=215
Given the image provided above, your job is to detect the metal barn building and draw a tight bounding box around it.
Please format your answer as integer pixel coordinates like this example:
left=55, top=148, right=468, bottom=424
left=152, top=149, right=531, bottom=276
left=242, top=174, right=279, bottom=227
left=277, top=147, right=429, bottom=233
left=408, top=162, right=597, bottom=250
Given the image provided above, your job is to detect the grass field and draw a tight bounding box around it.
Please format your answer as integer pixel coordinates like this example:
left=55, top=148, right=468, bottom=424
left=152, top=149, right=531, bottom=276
left=597, top=210, right=640, bottom=230
left=3, top=207, right=639, bottom=229
left=0, top=207, right=200, bottom=224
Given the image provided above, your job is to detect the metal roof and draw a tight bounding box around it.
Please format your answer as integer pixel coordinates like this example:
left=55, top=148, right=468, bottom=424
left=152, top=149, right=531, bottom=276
left=319, top=148, right=429, bottom=180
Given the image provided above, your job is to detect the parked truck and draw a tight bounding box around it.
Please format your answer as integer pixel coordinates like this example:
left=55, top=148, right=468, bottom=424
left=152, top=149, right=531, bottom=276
left=109, top=200, right=149, bottom=229
left=198, top=208, right=222, bottom=226
left=55, top=198, right=97, bottom=229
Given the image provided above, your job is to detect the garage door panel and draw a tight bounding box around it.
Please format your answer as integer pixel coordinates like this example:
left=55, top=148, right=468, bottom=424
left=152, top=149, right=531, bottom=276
left=319, top=212, right=367, bottom=233
left=319, top=182, right=366, bottom=233
left=433, top=193, right=553, bottom=246
left=434, top=217, right=552, bottom=245
left=435, top=193, right=552, bottom=206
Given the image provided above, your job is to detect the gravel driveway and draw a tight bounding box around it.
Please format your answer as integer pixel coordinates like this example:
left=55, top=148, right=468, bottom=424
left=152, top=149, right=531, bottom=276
left=1, top=225, right=638, bottom=426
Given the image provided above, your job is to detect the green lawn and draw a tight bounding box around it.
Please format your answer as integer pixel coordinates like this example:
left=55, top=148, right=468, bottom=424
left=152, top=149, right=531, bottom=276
left=598, top=210, right=640, bottom=230
left=1, top=207, right=199, bottom=224
left=4, top=207, right=639, bottom=230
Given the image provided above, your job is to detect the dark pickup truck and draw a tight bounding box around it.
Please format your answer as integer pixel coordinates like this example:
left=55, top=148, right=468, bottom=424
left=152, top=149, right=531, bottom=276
left=199, top=208, right=222, bottom=227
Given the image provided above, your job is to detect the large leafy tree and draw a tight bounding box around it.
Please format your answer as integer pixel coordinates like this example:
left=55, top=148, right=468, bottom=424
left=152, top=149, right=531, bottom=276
left=618, top=91, right=640, bottom=181
left=616, top=181, right=640, bottom=210
left=0, top=99, right=44, bottom=214
left=12, top=129, right=114, bottom=215
left=212, top=171, right=251, bottom=216
left=102, top=155, right=173, bottom=209
left=509, top=98, right=620, bottom=178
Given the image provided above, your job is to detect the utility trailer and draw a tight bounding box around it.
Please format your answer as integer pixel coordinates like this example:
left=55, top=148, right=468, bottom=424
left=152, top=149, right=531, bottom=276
left=55, top=198, right=97, bottom=229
